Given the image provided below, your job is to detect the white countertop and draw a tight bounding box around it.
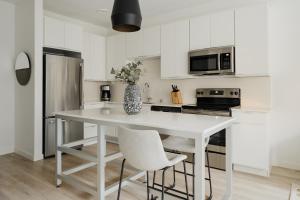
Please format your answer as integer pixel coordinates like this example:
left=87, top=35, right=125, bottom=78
left=55, top=107, right=235, bottom=138
left=231, top=106, right=271, bottom=113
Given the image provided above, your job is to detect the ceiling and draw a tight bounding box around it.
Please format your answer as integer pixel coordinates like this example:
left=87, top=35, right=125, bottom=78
left=44, top=0, right=212, bottom=28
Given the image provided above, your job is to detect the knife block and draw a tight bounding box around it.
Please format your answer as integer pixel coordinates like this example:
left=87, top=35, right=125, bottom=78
left=171, top=91, right=183, bottom=104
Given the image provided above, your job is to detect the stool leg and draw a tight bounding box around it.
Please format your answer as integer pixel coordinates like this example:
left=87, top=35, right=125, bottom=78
left=183, top=161, right=189, bottom=199
left=171, top=165, right=176, bottom=188
left=117, top=159, right=126, bottom=200
left=161, top=169, right=167, bottom=200
left=146, top=171, right=150, bottom=200
left=206, top=148, right=213, bottom=200
left=152, top=171, right=156, bottom=187
left=192, top=153, right=195, bottom=200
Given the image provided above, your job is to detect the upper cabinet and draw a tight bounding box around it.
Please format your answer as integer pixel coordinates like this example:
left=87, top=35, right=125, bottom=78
left=44, top=16, right=65, bottom=49
left=210, top=10, right=235, bottom=47
left=190, top=15, right=210, bottom=50
left=126, top=31, right=144, bottom=59
left=125, top=26, right=161, bottom=59
left=235, top=4, right=269, bottom=76
left=82, top=32, right=106, bottom=81
left=190, top=10, right=234, bottom=51
left=44, top=16, right=83, bottom=52
left=64, top=23, right=83, bottom=52
left=106, top=34, right=126, bottom=81
left=161, top=20, right=191, bottom=79
left=143, top=26, right=161, bottom=57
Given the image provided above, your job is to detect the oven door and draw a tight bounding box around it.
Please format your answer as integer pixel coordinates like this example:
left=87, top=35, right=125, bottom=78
left=189, top=51, right=219, bottom=75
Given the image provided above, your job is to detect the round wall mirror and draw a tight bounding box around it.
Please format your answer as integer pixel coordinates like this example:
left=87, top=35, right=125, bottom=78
left=15, top=52, right=31, bottom=86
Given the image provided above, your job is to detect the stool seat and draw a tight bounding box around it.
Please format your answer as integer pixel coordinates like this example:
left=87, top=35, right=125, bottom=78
left=166, top=152, right=188, bottom=167
left=117, top=126, right=190, bottom=200
left=163, top=136, right=210, bottom=154
left=163, top=137, right=195, bottom=153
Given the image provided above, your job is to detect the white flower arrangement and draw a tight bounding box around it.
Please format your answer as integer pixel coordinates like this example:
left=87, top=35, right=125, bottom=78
left=111, top=61, right=142, bottom=85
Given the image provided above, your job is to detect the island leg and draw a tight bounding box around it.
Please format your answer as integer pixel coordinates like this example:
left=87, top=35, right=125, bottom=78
left=56, top=118, right=63, bottom=187
left=194, top=135, right=206, bottom=200
left=224, top=127, right=233, bottom=200
left=97, top=124, right=106, bottom=200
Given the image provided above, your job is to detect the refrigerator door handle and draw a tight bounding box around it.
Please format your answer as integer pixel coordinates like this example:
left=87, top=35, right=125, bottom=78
left=79, top=62, right=84, bottom=109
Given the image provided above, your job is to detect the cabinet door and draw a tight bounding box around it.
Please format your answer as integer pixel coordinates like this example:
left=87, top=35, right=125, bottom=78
left=211, top=10, right=235, bottom=47
left=190, top=15, right=210, bottom=50
left=106, top=34, right=126, bottom=80
left=83, top=33, right=106, bottom=81
left=235, top=4, right=268, bottom=76
left=82, top=32, right=92, bottom=80
left=126, top=31, right=144, bottom=59
left=232, top=110, right=270, bottom=172
left=143, top=26, right=161, bottom=57
left=44, top=16, right=65, bottom=49
left=91, top=34, right=106, bottom=81
left=161, top=20, right=190, bottom=79
left=232, top=122, right=269, bottom=170
left=65, top=22, right=83, bottom=52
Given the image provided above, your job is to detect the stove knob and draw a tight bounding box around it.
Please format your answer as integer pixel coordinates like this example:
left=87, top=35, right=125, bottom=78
left=234, top=92, right=239, bottom=95
left=230, top=92, right=234, bottom=95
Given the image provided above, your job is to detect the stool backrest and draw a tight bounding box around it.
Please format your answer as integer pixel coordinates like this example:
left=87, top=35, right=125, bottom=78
left=118, top=126, right=170, bottom=171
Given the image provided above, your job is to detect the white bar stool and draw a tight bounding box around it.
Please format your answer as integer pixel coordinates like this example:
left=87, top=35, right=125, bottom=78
left=117, top=126, right=190, bottom=200
left=157, top=136, right=212, bottom=200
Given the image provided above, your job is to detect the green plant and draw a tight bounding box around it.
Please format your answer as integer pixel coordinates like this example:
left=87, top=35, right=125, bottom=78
left=111, top=61, right=142, bottom=85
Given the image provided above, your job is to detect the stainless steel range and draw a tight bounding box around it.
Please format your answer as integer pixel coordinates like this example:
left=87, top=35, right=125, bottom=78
left=151, top=88, right=241, bottom=170
left=182, top=88, right=241, bottom=170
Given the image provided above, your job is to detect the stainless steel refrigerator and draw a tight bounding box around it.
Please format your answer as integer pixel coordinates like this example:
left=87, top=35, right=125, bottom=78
left=43, top=48, right=84, bottom=158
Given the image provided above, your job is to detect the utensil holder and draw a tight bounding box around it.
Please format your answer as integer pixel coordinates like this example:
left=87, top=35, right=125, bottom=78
left=171, top=91, right=183, bottom=104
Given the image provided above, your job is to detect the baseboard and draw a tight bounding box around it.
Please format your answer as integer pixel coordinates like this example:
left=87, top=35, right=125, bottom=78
left=15, top=148, right=34, bottom=161
left=233, top=164, right=270, bottom=177
left=0, top=148, right=14, bottom=156
left=33, top=153, right=44, bottom=161
left=272, top=160, right=300, bottom=171
left=290, top=183, right=300, bottom=200
left=106, top=136, right=118, bottom=144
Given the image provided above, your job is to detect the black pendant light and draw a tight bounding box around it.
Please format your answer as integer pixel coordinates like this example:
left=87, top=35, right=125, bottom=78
left=111, top=0, right=142, bottom=32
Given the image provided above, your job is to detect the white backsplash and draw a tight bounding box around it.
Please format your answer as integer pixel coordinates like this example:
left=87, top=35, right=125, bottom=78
left=109, top=58, right=271, bottom=108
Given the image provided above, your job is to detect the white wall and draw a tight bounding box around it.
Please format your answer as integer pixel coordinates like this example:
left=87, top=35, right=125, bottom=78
left=269, top=0, right=300, bottom=170
left=15, top=0, right=43, bottom=161
left=110, top=58, right=271, bottom=108
left=0, top=1, right=15, bottom=155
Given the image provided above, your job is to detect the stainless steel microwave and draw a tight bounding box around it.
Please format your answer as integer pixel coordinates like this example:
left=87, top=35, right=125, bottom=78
left=189, top=46, right=235, bottom=75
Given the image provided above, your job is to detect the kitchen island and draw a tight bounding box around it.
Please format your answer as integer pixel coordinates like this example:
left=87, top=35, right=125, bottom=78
left=55, top=106, right=236, bottom=200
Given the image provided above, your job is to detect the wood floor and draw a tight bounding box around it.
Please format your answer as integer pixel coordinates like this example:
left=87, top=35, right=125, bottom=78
left=0, top=143, right=299, bottom=200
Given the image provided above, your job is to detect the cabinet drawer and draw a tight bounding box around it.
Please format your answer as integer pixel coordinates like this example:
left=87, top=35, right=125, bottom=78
left=232, top=110, right=268, bottom=124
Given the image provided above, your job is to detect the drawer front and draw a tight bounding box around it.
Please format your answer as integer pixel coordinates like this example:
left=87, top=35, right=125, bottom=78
left=232, top=110, right=268, bottom=124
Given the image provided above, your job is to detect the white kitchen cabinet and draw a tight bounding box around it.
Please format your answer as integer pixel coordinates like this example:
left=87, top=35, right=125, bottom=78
left=44, top=16, right=65, bottom=49
left=126, top=31, right=144, bottom=59
left=232, top=109, right=270, bottom=176
left=210, top=10, right=235, bottom=47
left=83, top=32, right=106, bottom=81
left=106, top=34, right=126, bottom=80
left=64, top=22, right=83, bottom=52
left=44, top=16, right=83, bottom=52
left=161, top=20, right=191, bottom=79
left=189, top=15, right=211, bottom=50
left=143, top=26, right=161, bottom=57
left=126, top=26, right=161, bottom=59
left=235, top=4, right=269, bottom=76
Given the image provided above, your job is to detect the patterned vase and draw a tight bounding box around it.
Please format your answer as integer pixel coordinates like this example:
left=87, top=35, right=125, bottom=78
left=123, top=84, right=142, bottom=115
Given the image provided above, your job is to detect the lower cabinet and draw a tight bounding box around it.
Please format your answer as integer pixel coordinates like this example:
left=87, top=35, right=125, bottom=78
left=232, top=109, right=271, bottom=176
